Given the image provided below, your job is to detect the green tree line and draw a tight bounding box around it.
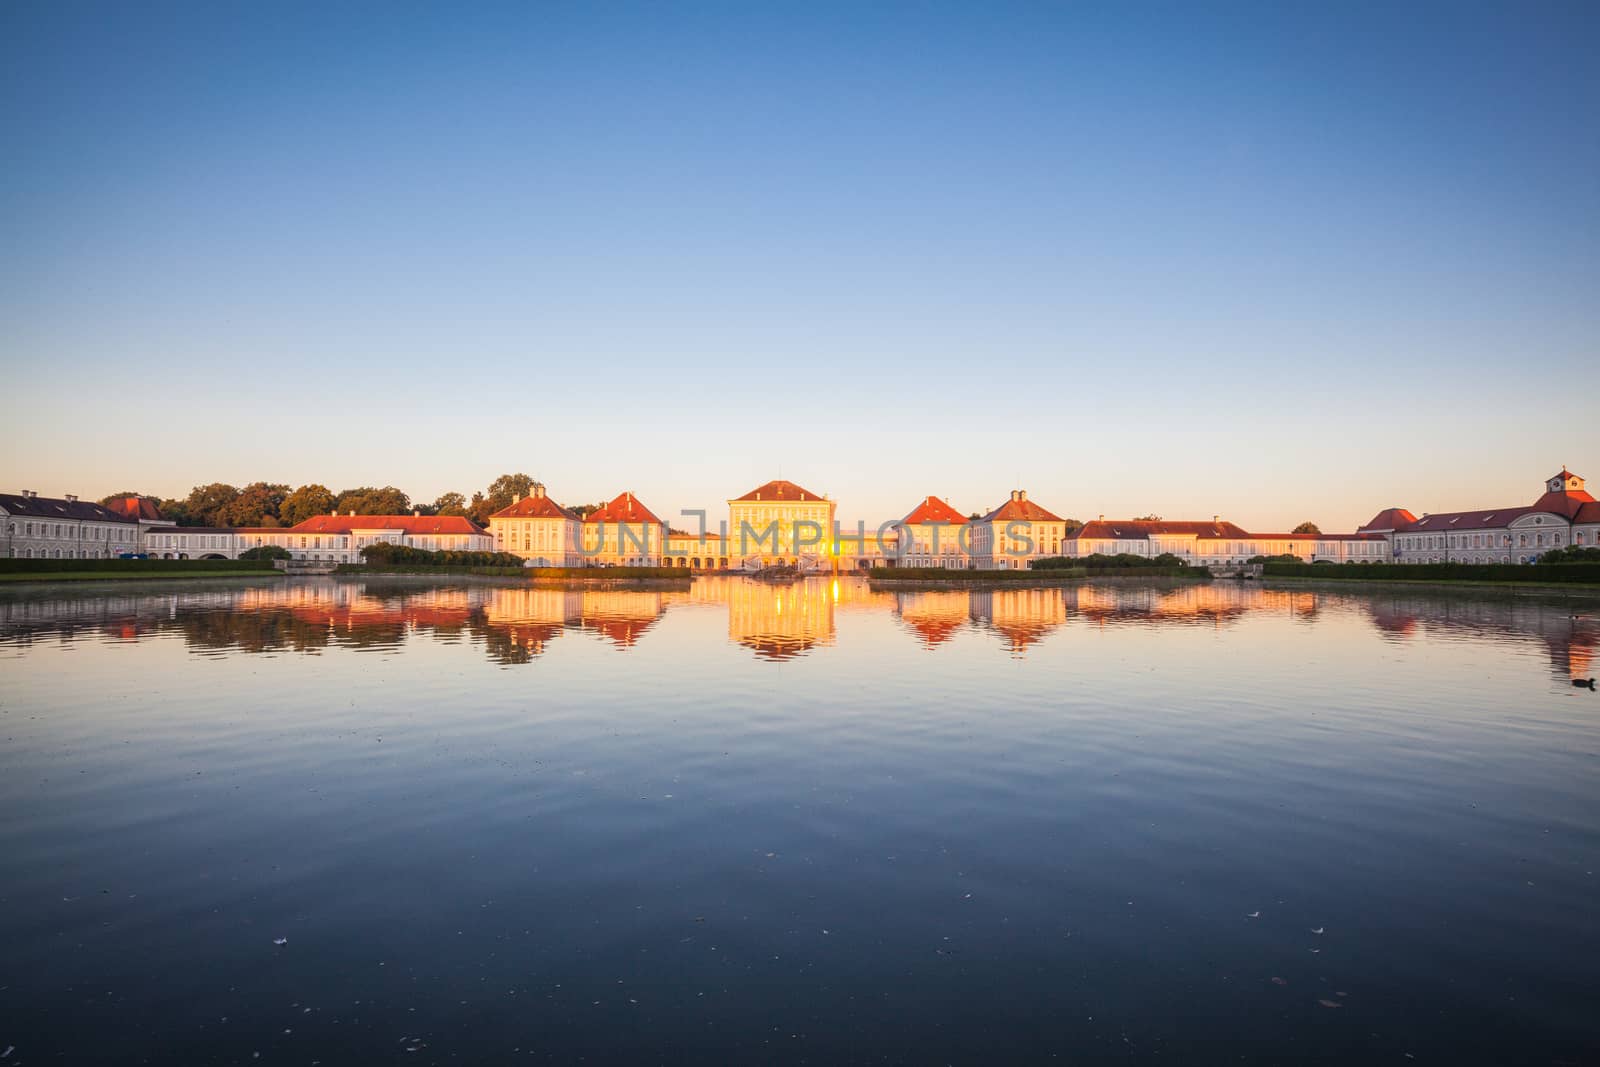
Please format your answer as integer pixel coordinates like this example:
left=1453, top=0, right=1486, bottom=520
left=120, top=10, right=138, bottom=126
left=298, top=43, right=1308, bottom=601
left=100, top=473, right=540, bottom=529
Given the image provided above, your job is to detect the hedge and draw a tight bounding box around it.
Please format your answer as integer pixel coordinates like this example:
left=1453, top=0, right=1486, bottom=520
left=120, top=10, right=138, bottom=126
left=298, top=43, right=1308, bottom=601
left=1263, top=562, right=1600, bottom=584
left=337, top=564, right=691, bottom=578
left=0, top=558, right=277, bottom=575
left=1034, top=553, right=1191, bottom=570
left=358, top=544, right=528, bottom=567
left=870, top=567, right=1085, bottom=581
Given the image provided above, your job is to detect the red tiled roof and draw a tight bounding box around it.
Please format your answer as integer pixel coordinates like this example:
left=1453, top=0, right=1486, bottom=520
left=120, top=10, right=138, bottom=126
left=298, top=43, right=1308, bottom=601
left=103, top=495, right=166, bottom=522
left=1576, top=502, right=1600, bottom=524
left=1072, top=519, right=1251, bottom=540
left=1358, top=507, right=1418, bottom=532
left=902, top=495, right=968, bottom=525
left=1529, top=489, right=1597, bottom=519
left=583, top=491, right=663, bottom=525
left=288, top=514, right=489, bottom=536
left=981, top=494, right=1064, bottom=524
left=1401, top=476, right=1597, bottom=531
left=1250, top=532, right=1388, bottom=541
left=1, top=493, right=137, bottom=523
left=1408, top=506, right=1538, bottom=531
left=491, top=495, right=580, bottom=521
left=732, top=479, right=825, bottom=503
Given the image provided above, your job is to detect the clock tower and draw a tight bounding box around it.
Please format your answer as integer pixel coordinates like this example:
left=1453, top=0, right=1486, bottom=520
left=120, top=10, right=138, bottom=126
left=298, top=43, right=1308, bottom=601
left=1547, top=469, right=1585, bottom=495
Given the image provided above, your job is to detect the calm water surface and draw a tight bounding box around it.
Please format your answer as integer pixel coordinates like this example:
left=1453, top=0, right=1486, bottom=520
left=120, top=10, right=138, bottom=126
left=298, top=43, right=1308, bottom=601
left=2, top=576, right=1597, bottom=1064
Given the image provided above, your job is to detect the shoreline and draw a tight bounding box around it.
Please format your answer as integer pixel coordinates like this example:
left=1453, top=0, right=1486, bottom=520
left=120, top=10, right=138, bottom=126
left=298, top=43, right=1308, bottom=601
left=0, top=570, right=283, bottom=584
left=1261, top=575, right=1600, bottom=599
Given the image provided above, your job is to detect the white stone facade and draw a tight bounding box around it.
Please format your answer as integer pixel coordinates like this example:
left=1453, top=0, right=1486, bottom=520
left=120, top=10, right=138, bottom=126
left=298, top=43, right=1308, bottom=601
left=2, top=492, right=141, bottom=559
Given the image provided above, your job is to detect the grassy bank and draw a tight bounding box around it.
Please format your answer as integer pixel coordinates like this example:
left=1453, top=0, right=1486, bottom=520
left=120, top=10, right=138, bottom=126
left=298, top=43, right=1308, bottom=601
left=870, top=566, right=1084, bottom=582
left=1262, top=562, right=1600, bottom=585
left=0, top=558, right=279, bottom=582
left=0, top=569, right=282, bottom=583
left=868, top=565, right=1208, bottom=583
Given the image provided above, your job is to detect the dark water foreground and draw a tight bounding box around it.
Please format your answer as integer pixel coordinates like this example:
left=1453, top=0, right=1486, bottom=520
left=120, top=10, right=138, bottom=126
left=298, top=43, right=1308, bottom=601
left=1, top=577, right=1596, bottom=1064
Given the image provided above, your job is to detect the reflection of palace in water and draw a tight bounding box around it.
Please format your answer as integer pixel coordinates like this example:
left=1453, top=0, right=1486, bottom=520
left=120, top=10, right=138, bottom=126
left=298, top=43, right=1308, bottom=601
left=0, top=578, right=1595, bottom=676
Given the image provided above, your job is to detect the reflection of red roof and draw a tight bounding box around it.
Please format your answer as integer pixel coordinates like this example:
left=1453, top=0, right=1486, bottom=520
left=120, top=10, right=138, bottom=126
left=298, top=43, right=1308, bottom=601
left=289, top=515, right=488, bottom=535
left=733, top=480, right=825, bottom=503
left=584, top=491, right=663, bottom=525
left=1358, top=508, right=1418, bottom=532
left=981, top=495, right=1064, bottom=523
left=492, top=495, right=580, bottom=521
left=902, top=496, right=968, bottom=525
left=583, top=615, right=660, bottom=648
left=905, top=618, right=964, bottom=647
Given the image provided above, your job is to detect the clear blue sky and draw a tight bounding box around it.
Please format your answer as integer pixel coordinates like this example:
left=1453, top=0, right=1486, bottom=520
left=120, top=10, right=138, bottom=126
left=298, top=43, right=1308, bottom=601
left=3, top=1, right=1596, bottom=530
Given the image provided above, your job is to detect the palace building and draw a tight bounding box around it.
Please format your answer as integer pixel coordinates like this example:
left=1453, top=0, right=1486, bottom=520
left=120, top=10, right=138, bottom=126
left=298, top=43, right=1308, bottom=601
left=2, top=491, right=141, bottom=559
left=488, top=484, right=583, bottom=567
left=1383, top=468, right=1599, bottom=565
left=1064, top=518, right=1389, bottom=566
left=898, top=495, right=971, bottom=569
left=969, top=490, right=1070, bottom=570
left=665, top=530, right=729, bottom=571
left=727, top=479, right=836, bottom=568
left=580, top=491, right=667, bottom=567
left=14, top=464, right=1593, bottom=572
left=236, top=512, right=493, bottom=563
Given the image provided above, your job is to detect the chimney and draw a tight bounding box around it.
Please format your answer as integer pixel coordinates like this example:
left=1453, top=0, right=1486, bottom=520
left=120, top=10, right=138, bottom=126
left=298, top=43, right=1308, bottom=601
left=21, top=489, right=35, bottom=498
left=65, top=494, right=78, bottom=502
left=1098, top=514, right=1104, bottom=522
left=533, top=483, right=545, bottom=499
left=1213, top=515, right=1219, bottom=524
left=756, top=492, right=762, bottom=501
left=1018, top=489, right=1026, bottom=502
left=413, top=509, right=421, bottom=517
left=348, top=509, right=356, bottom=516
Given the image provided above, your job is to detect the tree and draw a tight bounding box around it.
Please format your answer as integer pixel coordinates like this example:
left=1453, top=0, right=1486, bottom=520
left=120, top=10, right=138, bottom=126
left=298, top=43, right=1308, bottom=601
left=1063, top=518, right=1083, bottom=534
left=432, top=492, right=468, bottom=517
left=470, top=473, right=537, bottom=524
left=280, top=484, right=336, bottom=527
left=334, top=486, right=411, bottom=515
left=1133, top=514, right=1163, bottom=522
left=99, top=491, right=148, bottom=506
left=220, top=482, right=289, bottom=527
left=157, top=497, right=194, bottom=525
left=1292, top=522, right=1322, bottom=535
left=175, top=483, right=241, bottom=527
left=484, top=473, right=536, bottom=511
left=569, top=502, right=606, bottom=519
left=1539, top=546, right=1600, bottom=564
left=240, top=544, right=292, bottom=560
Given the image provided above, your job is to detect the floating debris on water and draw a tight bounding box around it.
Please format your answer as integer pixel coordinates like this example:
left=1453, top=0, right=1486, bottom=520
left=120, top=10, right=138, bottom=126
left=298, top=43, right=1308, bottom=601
left=272, top=937, right=288, bottom=946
